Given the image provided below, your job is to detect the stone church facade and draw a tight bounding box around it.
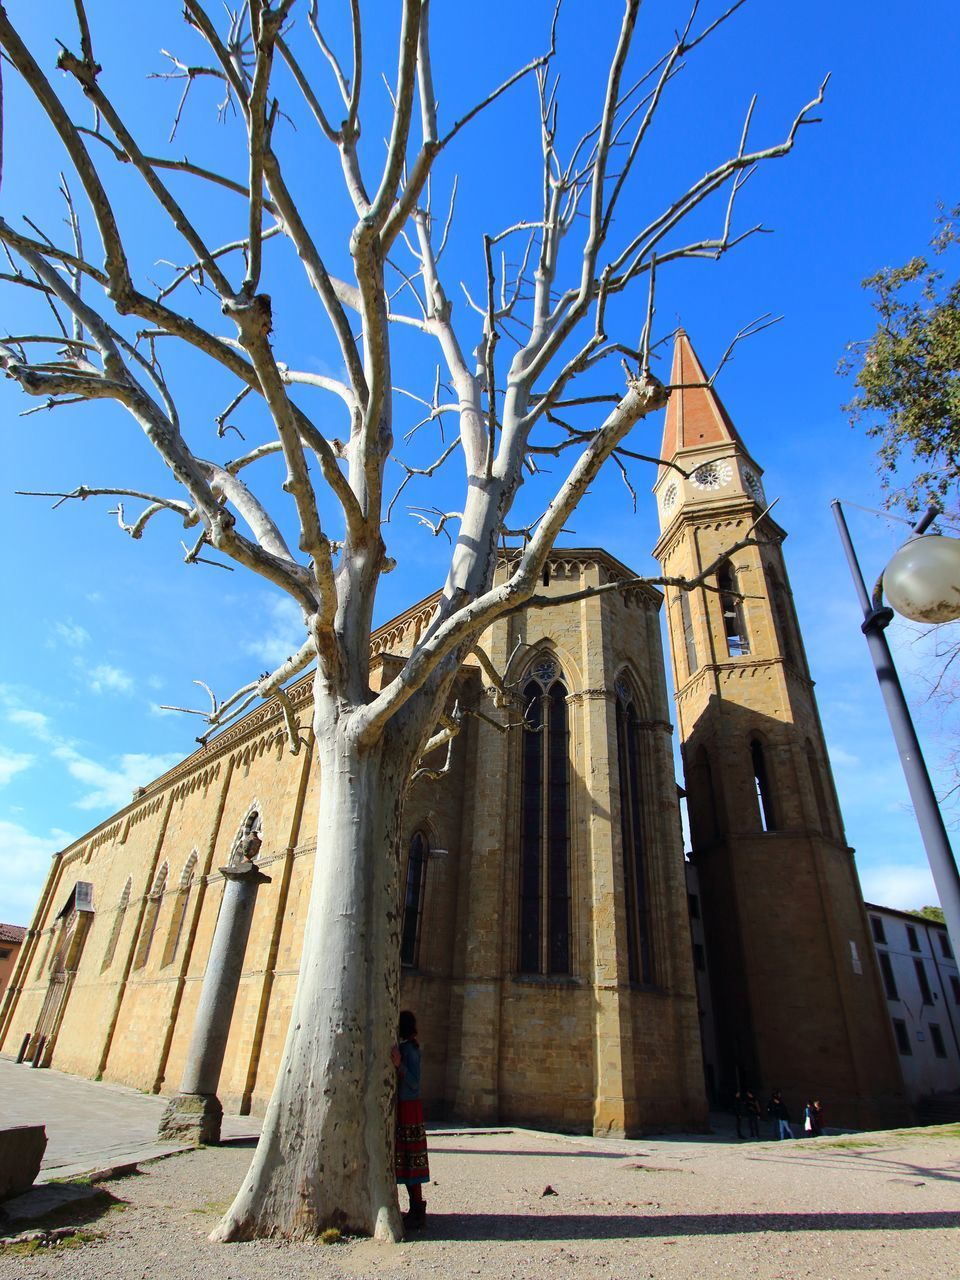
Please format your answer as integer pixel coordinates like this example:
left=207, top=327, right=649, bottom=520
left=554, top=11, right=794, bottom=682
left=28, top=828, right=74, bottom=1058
left=0, top=332, right=908, bottom=1133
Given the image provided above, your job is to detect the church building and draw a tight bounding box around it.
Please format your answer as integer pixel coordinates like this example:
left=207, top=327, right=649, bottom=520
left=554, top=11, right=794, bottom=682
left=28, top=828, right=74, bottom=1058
left=0, top=332, right=908, bottom=1134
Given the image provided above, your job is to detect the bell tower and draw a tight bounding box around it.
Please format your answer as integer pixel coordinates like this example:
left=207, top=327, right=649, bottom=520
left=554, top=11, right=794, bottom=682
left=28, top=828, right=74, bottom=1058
left=652, top=330, right=906, bottom=1127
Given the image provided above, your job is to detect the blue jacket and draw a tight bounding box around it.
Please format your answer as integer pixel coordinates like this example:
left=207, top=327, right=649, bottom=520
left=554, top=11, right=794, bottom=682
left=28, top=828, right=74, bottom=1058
left=397, top=1039, right=421, bottom=1101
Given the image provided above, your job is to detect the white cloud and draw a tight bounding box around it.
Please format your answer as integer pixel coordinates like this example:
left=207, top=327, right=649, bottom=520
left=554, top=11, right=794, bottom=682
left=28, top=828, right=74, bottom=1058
left=0, top=749, right=33, bottom=787
left=54, top=620, right=91, bottom=649
left=7, top=708, right=54, bottom=741
left=858, top=861, right=939, bottom=912
left=243, top=596, right=306, bottom=668
left=87, top=664, right=135, bottom=695
left=52, top=745, right=180, bottom=811
left=0, top=820, right=74, bottom=924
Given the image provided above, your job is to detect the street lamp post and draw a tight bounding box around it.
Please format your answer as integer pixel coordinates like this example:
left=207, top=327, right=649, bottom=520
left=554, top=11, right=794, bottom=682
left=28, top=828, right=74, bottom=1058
left=832, top=499, right=960, bottom=963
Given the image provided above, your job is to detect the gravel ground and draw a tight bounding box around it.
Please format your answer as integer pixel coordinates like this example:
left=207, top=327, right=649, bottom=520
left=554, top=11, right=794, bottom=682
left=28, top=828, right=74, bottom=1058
left=2, top=1125, right=958, bottom=1279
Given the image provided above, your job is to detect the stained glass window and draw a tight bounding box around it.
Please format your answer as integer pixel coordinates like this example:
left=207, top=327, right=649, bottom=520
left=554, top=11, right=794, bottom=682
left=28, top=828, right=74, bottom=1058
left=519, top=669, right=571, bottom=975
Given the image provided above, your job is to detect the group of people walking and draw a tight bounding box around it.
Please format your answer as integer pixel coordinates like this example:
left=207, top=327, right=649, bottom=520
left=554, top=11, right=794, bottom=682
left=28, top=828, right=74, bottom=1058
left=733, top=1089, right=825, bottom=1140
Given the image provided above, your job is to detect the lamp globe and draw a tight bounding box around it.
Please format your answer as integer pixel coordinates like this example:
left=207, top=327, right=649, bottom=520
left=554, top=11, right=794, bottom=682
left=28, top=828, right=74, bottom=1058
left=882, top=534, right=960, bottom=624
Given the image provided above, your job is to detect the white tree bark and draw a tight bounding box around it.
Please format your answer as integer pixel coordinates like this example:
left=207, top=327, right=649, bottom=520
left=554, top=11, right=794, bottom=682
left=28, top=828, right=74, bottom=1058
left=211, top=698, right=413, bottom=1240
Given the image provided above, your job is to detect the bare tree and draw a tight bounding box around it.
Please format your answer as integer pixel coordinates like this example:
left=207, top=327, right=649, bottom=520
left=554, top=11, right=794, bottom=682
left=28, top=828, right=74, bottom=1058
left=0, top=0, right=824, bottom=1243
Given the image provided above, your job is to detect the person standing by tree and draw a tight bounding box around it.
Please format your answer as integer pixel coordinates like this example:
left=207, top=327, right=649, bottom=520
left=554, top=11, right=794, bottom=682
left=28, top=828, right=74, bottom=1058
left=745, top=1089, right=762, bottom=1138
left=391, top=1011, right=429, bottom=1231
left=767, top=1090, right=794, bottom=1140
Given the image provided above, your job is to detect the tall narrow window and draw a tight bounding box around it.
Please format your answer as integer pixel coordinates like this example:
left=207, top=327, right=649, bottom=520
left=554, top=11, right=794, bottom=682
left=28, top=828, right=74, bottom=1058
left=162, top=853, right=197, bottom=968
left=518, top=662, right=571, bottom=976
left=679, top=591, right=698, bottom=675
left=133, top=862, right=168, bottom=971
left=751, top=739, right=777, bottom=832
left=400, top=832, right=429, bottom=968
left=870, top=915, right=886, bottom=945
left=718, top=565, right=750, bottom=657
left=806, top=741, right=833, bottom=837
left=939, top=932, right=953, bottom=960
left=616, top=683, right=653, bottom=984
left=689, top=746, right=721, bottom=846
left=915, top=958, right=933, bottom=1005
left=769, top=570, right=800, bottom=667
left=101, top=877, right=132, bottom=973
left=879, top=951, right=898, bottom=1000
left=892, top=1018, right=911, bottom=1055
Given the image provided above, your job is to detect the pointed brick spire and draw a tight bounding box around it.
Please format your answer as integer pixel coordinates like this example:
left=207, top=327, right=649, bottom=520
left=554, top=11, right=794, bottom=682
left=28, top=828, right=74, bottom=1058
left=659, top=329, right=744, bottom=474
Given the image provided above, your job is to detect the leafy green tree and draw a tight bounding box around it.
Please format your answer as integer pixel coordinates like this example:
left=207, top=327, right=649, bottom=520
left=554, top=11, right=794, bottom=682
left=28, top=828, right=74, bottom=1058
left=911, top=905, right=946, bottom=924
left=841, top=205, right=960, bottom=514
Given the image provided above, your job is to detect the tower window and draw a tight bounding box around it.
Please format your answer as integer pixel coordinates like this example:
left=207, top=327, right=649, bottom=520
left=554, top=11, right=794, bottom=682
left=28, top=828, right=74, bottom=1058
left=768, top=569, right=801, bottom=668
left=717, top=565, right=750, bottom=657
left=750, top=740, right=778, bottom=832
left=679, top=591, right=698, bottom=675
left=616, top=684, right=654, bottom=985
left=806, top=741, right=834, bottom=838
left=518, top=667, right=571, bottom=976
left=400, top=832, right=429, bottom=968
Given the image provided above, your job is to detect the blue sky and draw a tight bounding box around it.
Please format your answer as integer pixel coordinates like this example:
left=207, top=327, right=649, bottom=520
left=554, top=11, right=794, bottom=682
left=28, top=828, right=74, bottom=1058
left=0, top=0, right=958, bottom=924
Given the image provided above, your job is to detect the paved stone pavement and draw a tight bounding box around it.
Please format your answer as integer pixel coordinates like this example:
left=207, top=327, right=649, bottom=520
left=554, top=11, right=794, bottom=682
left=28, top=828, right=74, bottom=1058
left=0, top=1057, right=260, bottom=1182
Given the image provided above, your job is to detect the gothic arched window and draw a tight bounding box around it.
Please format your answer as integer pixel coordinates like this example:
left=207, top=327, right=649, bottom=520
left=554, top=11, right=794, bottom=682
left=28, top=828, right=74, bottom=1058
left=768, top=568, right=800, bottom=668
left=718, top=565, right=750, bottom=657
left=689, top=746, right=722, bottom=847
left=805, top=740, right=834, bottom=837
left=616, top=681, right=653, bottom=984
left=751, top=739, right=778, bottom=832
left=101, top=877, right=132, bottom=973
left=133, top=862, right=168, bottom=970
left=161, top=852, right=197, bottom=968
left=679, top=591, right=698, bottom=676
left=518, top=659, right=571, bottom=976
left=400, top=831, right=429, bottom=968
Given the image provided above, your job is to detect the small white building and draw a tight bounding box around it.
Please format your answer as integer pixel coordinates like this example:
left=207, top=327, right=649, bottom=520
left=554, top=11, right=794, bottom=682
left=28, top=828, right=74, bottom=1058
left=864, top=903, right=960, bottom=1102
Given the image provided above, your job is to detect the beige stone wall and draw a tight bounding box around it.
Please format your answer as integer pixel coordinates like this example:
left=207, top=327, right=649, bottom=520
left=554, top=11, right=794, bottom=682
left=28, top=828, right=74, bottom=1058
left=0, top=550, right=708, bottom=1137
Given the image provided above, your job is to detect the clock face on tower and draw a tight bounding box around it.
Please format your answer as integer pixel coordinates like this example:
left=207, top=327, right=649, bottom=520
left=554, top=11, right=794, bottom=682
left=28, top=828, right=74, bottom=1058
left=690, top=459, right=733, bottom=491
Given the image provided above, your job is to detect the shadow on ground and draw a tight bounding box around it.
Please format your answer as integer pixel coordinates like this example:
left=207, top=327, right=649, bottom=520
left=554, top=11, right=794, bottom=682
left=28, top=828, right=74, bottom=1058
left=0, top=1185, right=127, bottom=1234
left=422, top=1210, right=960, bottom=1241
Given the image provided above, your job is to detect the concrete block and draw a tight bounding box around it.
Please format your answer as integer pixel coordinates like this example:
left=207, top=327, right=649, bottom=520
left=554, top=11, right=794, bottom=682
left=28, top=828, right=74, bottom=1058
left=0, top=1125, right=47, bottom=1200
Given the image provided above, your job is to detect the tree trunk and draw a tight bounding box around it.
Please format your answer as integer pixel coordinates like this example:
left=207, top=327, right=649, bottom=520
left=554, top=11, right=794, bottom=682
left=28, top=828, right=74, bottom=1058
left=211, top=714, right=407, bottom=1242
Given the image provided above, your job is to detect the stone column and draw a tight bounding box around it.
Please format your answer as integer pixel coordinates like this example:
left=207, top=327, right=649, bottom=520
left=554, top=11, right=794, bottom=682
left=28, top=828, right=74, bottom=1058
left=158, top=860, right=270, bottom=1144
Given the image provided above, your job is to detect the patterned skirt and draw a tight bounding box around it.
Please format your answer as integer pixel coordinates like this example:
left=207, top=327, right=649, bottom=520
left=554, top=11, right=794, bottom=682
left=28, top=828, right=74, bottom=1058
left=395, top=1098, right=430, bottom=1185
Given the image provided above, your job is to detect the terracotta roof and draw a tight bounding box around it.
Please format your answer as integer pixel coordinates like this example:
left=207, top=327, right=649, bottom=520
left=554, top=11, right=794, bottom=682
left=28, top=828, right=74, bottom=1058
left=0, top=923, right=26, bottom=944
left=659, top=329, right=744, bottom=476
